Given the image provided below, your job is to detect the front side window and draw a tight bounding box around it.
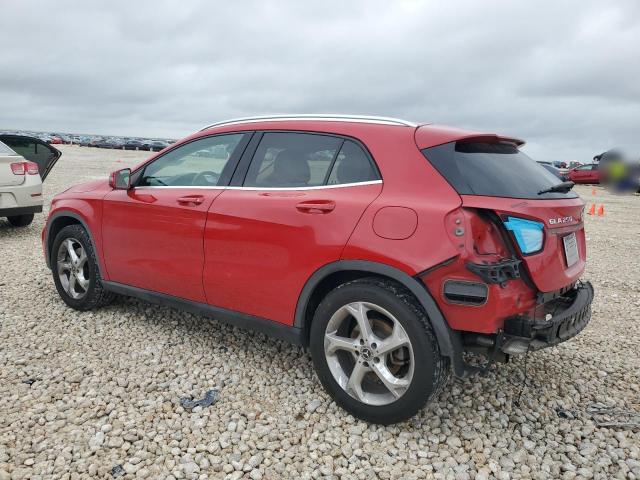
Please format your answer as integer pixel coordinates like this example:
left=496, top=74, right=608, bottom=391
left=139, top=134, right=245, bottom=187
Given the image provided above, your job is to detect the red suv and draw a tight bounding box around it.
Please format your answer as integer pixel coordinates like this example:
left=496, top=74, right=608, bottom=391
left=43, top=115, right=593, bottom=424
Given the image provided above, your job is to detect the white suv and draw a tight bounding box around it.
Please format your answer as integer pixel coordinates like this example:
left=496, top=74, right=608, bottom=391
left=0, top=135, right=60, bottom=227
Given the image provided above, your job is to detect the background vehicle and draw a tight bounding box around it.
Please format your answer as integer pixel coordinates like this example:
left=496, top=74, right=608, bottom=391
left=0, top=135, right=60, bottom=226
left=538, top=162, right=567, bottom=180
left=148, top=140, right=169, bottom=151
left=552, top=160, right=567, bottom=169
left=567, top=163, right=600, bottom=184
left=43, top=115, right=592, bottom=423
left=124, top=139, right=144, bottom=150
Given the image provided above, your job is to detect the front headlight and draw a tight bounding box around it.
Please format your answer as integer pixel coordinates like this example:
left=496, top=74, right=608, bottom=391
left=503, top=216, right=544, bottom=254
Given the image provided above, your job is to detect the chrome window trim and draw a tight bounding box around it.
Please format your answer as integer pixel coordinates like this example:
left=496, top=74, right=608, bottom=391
left=133, top=180, right=382, bottom=191
left=201, top=115, right=417, bottom=131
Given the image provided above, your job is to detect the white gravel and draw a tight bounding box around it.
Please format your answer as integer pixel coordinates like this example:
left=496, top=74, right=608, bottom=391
left=0, top=145, right=639, bottom=479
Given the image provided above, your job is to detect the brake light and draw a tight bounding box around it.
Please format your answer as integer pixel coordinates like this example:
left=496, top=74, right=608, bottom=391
left=503, top=216, right=544, bottom=254
left=25, top=161, right=39, bottom=175
left=10, top=161, right=39, bottom=175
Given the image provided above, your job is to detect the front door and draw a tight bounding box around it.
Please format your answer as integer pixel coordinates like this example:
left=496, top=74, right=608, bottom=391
left=102, top=133, right=250, bottom=302
left=203, top=132, right=382, bottom=324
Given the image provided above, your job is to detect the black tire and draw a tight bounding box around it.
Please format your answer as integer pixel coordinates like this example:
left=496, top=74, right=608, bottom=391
left=7, top=214, right=34, bottom=227
left=310, top=277, right=450, bottom=424
left=51, top=224, right=115, bottom=310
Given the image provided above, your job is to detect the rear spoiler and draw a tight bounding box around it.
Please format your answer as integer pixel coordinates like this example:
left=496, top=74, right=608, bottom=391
left=415, top=124, right=525, bottom=149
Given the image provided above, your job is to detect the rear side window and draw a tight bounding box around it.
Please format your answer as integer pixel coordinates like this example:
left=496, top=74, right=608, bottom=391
left=422, top=142, right=578, bottom=199
left=327, top=140, right=378, bottom=185
left=0, top=141, right=17, bottom=156
left=244, top=133, right=342, bottom=187
left=244, top=133, right=379, bottom=188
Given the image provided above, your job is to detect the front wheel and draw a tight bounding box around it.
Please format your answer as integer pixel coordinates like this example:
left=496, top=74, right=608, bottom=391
left=7, top=214, right=34, bottom=227
left=51, top=224, right=115, bottom=310
left=309, top=278, right=450, bottom=424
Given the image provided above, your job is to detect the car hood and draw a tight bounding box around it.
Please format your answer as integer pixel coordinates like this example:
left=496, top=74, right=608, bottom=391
left=64, top=179, right=109, bottom=193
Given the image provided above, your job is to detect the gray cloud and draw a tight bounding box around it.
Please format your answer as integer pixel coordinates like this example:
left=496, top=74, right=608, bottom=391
left=0, top=0, right=639, bottom=161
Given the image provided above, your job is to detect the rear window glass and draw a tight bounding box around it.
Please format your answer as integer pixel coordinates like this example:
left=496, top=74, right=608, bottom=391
left=0, top=141, right=17, bottom=156
left=422, top=142, right=578, bottom=199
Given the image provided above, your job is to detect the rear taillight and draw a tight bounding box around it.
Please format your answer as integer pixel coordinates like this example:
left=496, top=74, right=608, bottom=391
left=503, top=216, right=544, bottom=254
left=10, top=162, right=25, bottom=175
left=10, top=161, right=39, bottom=175
left=25, top=161, right=39, bottom=175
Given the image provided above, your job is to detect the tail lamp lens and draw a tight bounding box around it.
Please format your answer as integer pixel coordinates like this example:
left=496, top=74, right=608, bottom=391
left=10, top=161, right=39, bottom=175
left=503, top=216, right=544, bottom=254
left=10, top=162, right=26, bottom=175
left=25, top=161, right=39, bottom=175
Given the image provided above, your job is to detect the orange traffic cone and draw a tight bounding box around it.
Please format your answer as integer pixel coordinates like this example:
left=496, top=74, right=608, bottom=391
left=597, top=205, right=605, bottom=216
left=587, top=203, right=596, bottom=215
left=592, top=187, right=597, bottom=196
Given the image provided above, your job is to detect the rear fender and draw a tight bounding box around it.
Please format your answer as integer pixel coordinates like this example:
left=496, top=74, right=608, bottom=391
left=295, top=260, right=471, bottom=378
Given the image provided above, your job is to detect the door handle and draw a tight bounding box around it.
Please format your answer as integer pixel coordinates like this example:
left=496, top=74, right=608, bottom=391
left=177, top=195, right=205, bottom=206
left=296, top=200, right=336, bottom=214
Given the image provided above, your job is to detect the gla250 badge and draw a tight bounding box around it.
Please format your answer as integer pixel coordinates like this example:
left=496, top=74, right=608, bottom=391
left=549, top=216, right=574, bottom=225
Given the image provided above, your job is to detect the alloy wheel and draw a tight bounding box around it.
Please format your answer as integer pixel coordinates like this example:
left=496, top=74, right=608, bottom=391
left=56, top=238, right=90, bottom=300
left=323, top=301, right=414, bottom=406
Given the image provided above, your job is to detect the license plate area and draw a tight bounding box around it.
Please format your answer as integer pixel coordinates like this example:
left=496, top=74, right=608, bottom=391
left=563, top=232, right=579, bottom=267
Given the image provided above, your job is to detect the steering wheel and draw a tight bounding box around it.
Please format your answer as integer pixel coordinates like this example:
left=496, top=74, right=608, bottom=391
left=192, top=170, right=220, bottom=186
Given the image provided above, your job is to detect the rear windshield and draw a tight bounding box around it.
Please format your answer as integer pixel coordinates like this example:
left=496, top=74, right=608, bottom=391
left=0, top=140, right=17, bottom=156
left=422, top=142, right=578, bottom=199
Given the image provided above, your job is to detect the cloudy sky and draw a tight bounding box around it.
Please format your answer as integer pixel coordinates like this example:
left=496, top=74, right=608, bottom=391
left=1, top=0, right=639, bottom=161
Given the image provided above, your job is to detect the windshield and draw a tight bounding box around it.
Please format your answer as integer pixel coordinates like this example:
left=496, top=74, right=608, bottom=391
left=422, top=141, right=578, bottom=199
left=0, top=140, right=18, bottom=156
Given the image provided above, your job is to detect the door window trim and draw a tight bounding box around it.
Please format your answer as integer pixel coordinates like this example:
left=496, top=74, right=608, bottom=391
left=133, top=179, right=383, bottom=191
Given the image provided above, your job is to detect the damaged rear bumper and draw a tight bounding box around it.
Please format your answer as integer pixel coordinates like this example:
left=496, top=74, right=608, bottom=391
left=501, top=281, right=594, bottom=353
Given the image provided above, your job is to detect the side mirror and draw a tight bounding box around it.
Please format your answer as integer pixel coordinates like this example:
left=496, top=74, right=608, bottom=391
left=109, top=168, right=131, bottom=190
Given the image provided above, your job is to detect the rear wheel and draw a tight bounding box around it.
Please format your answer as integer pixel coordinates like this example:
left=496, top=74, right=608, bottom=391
left=310, top=278, right=450, bottom=424
left=7, top=214, right=34, bottom=227
left=51, top=224, right=115, bottom=310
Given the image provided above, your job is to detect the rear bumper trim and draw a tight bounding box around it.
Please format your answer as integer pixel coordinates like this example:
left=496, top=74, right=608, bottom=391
left=0, top=205, right=42, bottom=217
left=503, top=281, right=593, bottom=351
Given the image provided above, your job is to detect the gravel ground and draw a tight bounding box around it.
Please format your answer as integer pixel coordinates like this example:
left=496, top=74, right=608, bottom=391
left=1, top=145, right=639, bottom=480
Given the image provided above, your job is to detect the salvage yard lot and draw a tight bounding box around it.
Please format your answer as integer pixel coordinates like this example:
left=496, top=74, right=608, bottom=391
left=1, top=145, right=639, bottom=479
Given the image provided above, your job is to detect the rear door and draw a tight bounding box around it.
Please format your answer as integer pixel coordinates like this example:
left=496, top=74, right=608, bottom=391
left=0, top=135, right=61, bottom=181
left=203, top=132, right=382, bottom=325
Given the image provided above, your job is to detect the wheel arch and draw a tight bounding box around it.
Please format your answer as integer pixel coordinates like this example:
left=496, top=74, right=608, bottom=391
left=45, top=211, right=105, bottom=277
left=295, top=260, right=468, bottom=377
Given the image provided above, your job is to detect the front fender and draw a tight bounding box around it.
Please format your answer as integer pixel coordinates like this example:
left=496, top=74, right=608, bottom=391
left=44, top=201, right=107, bottom=279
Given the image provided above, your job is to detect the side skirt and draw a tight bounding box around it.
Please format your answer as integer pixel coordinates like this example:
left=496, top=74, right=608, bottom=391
left=102, top=281, right=304, bottom=346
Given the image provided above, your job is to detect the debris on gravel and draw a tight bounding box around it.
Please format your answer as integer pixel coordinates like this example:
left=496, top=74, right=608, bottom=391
left=180, top=389, right=220, bottom=411
left=0, top=145, right=639, bottom=478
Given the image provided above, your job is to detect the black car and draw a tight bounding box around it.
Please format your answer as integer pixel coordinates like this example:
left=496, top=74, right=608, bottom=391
left=148, top=140, right=169, bottom=152
left=124, top=139, right=144, bottom=150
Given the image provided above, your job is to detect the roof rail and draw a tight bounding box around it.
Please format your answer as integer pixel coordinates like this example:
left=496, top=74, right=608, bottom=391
left=200, top=114, right=417, bottom=131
